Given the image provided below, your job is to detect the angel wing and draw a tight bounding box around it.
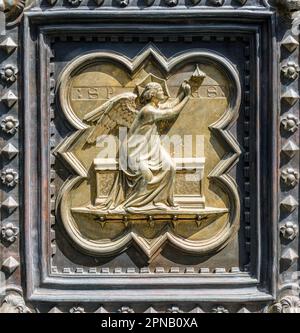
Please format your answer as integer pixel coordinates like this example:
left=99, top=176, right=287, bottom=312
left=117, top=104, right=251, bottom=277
left=83, top=92, right=138, bottom=144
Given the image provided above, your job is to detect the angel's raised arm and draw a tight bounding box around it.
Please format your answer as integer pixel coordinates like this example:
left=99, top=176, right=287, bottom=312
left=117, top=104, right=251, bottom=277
left=159, top=81, right=190, bottom=109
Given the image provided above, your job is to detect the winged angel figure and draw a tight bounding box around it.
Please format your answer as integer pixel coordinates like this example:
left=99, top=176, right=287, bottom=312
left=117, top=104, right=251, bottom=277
left=83, top=80, right=192, bottom=214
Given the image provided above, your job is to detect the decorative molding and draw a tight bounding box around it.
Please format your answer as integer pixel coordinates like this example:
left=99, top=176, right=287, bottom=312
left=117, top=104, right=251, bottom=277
left=18, top=4, right=282, bottom=312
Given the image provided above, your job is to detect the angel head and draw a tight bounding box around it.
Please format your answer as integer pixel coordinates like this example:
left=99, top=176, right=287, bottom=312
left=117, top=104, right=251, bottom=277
left=140, top=82, right=166, bottom=105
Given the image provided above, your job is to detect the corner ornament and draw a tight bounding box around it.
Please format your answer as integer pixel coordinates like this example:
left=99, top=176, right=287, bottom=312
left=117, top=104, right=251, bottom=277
left=0, top=0, right=28, bottom=26
left=55, top=46, right=241, bottom=259
left=0, top=292, right=31, bottom=313
left=268, top=296, right=300, bottom=313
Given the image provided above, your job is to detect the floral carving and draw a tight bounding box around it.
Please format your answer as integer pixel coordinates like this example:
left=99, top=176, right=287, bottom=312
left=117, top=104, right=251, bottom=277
left=67, top=0, right=82, bottom=5
left=119, top=0, right=129, bottom=6
left=281, top=114, right=299, bottom=133
left=1, top=168, right=18, bottom=187
left=0, top=0, right=25, bottom=24
left=282, top=62, right=300, bottom=79
left=1, top=223, right=19, bottom=243
left=0, top=293, right=30, bottom=313
left=269, top=296, right=300, bottom=313
left=1, top=116, right=19, bottom=134
left=167, top=306, right=182, bottom=313
left=0, top=65, right=18, bottom=83
left=165, top=0, right=178, bottom=6
left=210, top=0, right=225, bottom=5
left=118, top=306, right=134, bottom=313
left=212, top=305, right=229, bottom=313
left=280, top=221, right=298, bottom=240
left=281, top=168, right=299, bottom=187
left=69, top=306, right=85, bottom=313
left=277, top=0, right=300, bottom=12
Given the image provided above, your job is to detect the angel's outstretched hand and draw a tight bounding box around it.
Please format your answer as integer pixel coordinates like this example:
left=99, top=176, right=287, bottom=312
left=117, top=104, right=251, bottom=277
left=180, top=80, right=192, bottom=97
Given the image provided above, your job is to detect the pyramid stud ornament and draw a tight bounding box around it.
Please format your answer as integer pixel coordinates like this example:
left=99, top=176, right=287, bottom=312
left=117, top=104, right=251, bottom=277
left=281, top=89, right=300, bottom=106
left=145, top=307, right=157, bottom=313
left=48, top=307, right=63, bottom=313
left=282, top=36, right=299, bottom=52
left=95, top=306, right=108, bottom=313
left=1, top=90, right=18, bottom=108
left=1, top=256, right=19, bottom=274
left=280, top=195, right=299, bottom=213
left=281, top=248, right=299, bottom=266
left=1, top=196, right=18, bottom=214
left=0, top=37, right=17, bottom=54
left=238, top=307, right=250, bottom=313
left=282, top=140, right=299, bottom=158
